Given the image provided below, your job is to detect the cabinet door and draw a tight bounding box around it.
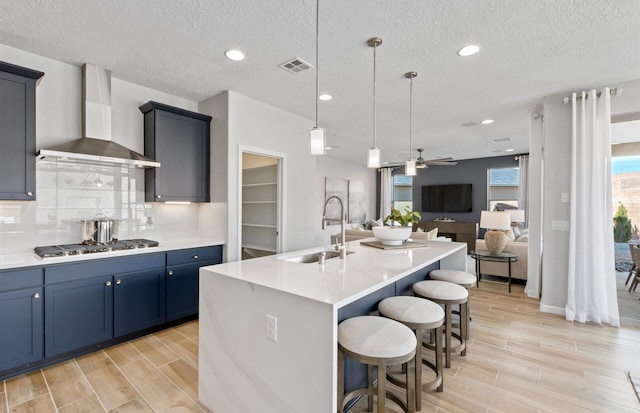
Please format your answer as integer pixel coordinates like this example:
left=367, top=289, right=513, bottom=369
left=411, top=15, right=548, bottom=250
left=167, top=260, right=218, bottom=321
left=144, top=107, right=210, bottom=202
left=45, top=277, right=113, bottom=357
left=0, top=70, right=38, bottom=200
left=0, top=287, right=43, bottom=371
left=114, top=268, right=166, bottom=337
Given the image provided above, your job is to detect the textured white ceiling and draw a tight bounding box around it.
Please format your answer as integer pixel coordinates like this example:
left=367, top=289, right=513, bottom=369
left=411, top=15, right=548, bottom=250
left=1, top=0, right=639, bottom=165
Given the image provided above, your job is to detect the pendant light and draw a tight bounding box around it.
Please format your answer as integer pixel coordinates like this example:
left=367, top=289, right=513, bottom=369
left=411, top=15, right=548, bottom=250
left=367, top=37, right=382, bottom=168
left=309, top=0, right=326, bottom=155
left=405, top=71, right=417, bottom=176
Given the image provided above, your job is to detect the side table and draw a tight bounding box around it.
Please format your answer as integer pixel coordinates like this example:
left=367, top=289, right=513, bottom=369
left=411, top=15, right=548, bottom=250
left=470, top=250, right=518, bottom=293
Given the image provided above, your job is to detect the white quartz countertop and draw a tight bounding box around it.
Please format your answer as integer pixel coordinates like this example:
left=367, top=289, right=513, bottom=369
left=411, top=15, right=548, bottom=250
left=200, top=238, right=466, bottom=308
left=0, top=238, right=225, bottom=271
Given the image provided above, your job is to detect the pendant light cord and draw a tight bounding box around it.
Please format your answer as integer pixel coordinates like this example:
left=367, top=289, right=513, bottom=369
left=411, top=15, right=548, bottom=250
left=372, top=43, right=377, bottom=148
left=315, top=0, right=320, bottom=128
left=409, top=76, right=413, bottom=156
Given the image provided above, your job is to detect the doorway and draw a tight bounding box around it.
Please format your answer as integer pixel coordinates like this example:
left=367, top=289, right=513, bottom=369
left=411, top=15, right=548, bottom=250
left=611, top=113, right=640, bottom=326
left=240, top=151, right=282, bottom=260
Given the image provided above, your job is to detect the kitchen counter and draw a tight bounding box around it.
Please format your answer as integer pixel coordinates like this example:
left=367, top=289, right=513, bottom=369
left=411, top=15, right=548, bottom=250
left=198, top=238, right=466, bottom=413
left=0, top=238, right=225, bottom=271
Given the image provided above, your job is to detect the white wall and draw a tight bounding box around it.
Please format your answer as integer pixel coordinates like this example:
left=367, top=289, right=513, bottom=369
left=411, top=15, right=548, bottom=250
left=535, top=79, right=640, bottom=312
left=0, top=44, right=203, bottom=252
left=315, top=156, right=377, bottom=246
left=199, top=91, right=318, bottom=262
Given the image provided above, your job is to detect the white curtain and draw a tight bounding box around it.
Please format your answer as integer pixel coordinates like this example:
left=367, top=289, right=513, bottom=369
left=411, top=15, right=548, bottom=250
left=524, top=115, right=543, bottom=300
left=379, top=168, right=393, bottom=220
left=518, top=155, right=529, bottom=228
left=566, top=88, right=619, bottom=327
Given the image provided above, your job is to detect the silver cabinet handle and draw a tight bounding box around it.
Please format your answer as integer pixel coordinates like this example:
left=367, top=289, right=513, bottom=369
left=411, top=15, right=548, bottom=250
left=105, top=281, right=112, bottom=287
left=27, top=191, right=33, bottom=196
left=193, top=255, right=198, bottom=259
left=168, top=270, right=174, bottom=276
left=33, top=292, right=40, bottom=299
left=115, top=279, right=122, bottom=285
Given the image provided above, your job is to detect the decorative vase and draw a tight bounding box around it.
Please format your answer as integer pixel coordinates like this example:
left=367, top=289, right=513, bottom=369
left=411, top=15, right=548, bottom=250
left=484, top=230, right=507, bottom=254
left=372, top=226, right=412, bottom=246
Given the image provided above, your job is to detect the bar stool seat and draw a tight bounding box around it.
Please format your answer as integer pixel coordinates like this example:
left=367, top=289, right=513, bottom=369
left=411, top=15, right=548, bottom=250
left=379, top=296, right=445, bottom=411
left=338, top=316, right=417, bottom=413
left=413, top=280, right=468, bottom=368
left=429, top=269, right=477, bottom=288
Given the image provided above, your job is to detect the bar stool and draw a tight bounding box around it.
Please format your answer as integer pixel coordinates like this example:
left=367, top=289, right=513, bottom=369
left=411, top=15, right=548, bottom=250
left=378, top=296, right=444, bottom=411
left=338, top=316, right=417, bottom=413
left=429, top=269, right=476, bottom=339
left=413, top=280, right=468, bottom=368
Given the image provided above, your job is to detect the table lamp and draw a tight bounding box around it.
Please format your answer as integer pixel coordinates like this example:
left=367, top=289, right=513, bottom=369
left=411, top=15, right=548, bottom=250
left=509, top=209, right=525, bottom=226
left=480, top=211, right=511, bottom=254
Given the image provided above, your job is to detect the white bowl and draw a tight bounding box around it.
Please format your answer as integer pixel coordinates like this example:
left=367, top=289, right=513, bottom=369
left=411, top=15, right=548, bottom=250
left=372, top=226, right=412, bottom=246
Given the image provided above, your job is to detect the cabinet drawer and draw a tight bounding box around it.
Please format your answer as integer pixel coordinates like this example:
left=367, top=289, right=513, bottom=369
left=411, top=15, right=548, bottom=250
left=0, top=267, right=43, bottom=292
left=166, top=245, right=222, bottom=266
left=45, top=253, right=165, bottom=284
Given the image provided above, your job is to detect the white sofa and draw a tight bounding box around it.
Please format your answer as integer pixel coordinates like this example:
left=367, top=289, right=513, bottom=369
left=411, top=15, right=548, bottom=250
left=474, top=238, right=528, bottom=280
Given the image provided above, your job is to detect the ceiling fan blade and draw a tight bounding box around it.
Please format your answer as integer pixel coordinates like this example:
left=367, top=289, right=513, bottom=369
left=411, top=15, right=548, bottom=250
left=416, top=163, right=427, bottom=169
left=425, top=161, right=457, bottom=166
left=425, top=157, right=454, bottom=162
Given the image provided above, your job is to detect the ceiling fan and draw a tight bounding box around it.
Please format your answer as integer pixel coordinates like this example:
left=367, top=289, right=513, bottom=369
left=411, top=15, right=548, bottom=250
left=387, top=148, right=458, bottom=169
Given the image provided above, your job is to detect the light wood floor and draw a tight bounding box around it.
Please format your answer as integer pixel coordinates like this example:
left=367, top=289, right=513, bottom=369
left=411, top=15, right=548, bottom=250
left=2, top=281, right=640, bottom=413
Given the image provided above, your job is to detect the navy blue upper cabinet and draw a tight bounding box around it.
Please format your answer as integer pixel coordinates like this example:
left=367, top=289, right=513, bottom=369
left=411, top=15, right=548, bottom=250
left=139, top=101, right=211, bottom=202
left=0, top=62, right=44, bottom=200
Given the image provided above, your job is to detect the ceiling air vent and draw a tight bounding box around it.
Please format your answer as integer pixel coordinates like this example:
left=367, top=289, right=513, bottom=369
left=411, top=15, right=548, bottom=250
left=492, top=137, right=512, bottom=143
left=279, top=57, right=313, bottom=74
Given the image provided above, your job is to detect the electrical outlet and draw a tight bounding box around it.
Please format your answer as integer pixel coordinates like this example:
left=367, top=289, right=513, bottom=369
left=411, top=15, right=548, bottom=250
left=266, top=314, right=277, bottom=342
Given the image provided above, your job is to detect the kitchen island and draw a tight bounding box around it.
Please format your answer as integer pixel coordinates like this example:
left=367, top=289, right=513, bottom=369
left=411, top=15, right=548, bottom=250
left=198, top=238, right=466, bottom=413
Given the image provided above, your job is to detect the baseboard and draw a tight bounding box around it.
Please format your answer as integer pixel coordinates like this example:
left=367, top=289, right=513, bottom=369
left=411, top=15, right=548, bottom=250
left=620, top=316, right=640, bottom=328
left=539, top=303, right=565, bottom=316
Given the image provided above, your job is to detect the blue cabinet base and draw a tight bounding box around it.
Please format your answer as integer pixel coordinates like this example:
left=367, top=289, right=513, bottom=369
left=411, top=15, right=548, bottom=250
left=0, top=313, right=197, bottom=381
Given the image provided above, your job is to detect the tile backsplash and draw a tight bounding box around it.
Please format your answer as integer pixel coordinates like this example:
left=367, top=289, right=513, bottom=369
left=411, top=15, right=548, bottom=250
left=0, top=160, right=200, bottom=254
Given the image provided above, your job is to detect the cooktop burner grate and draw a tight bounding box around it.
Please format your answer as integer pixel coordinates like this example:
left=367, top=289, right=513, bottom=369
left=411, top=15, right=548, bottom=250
left=34, top=239, right=159, bottom=258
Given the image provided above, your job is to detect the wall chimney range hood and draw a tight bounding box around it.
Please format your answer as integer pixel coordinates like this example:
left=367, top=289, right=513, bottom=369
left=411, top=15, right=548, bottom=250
left=36, top=64, right=160, bottom=168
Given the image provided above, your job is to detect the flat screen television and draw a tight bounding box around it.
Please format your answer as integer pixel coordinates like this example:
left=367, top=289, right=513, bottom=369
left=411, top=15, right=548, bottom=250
left=421, top=184, right=472, bottom=213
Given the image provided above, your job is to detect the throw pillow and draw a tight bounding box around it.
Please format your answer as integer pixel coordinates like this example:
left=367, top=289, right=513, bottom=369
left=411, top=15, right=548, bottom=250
left=426, top=228, right=438, bottom=240
left=503, top=228, right=516, bottom=242
left=369, top=218, right=383, bottom=228
left=512, top=226, right=521, bottom=239
left=351, top=224, right=364, bottom=231
left=416, top=227, right=425, bottom=233
left=516, top=234, right=529, bottom=243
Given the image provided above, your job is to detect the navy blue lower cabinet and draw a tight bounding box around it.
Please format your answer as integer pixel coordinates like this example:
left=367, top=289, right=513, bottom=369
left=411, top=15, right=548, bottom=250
left=166, top=260, right=216, bottom=321
left=0, top=287, right=44, bottom=371
left=114, top=268, right=166, bottom=337
left=45, top=276, right=114, bottom=358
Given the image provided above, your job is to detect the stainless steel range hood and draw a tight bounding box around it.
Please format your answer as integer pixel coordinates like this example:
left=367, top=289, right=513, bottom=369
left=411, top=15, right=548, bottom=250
left=36, top=64, right=160, bottom=168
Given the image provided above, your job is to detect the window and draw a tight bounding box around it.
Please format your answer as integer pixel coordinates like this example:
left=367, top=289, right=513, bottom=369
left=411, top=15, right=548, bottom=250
left=487, top=167, right=519, bottom=211
left=393, top=175, right=413, bottom=212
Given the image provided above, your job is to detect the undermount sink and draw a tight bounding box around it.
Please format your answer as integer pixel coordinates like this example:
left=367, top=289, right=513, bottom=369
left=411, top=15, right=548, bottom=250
left=283, top=250, right=354, bottom=263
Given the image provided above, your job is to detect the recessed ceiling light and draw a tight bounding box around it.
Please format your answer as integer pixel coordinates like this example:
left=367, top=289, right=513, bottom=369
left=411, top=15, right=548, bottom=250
left=319, top=94, right=332, bottom=101
left=457, top=45, right=480, bottom=57
left=505, top=148, right=515, bottom=152
left=461, top=122, right=477, bottom=127
left=225, top=49, right=245, bottom=61
left=481, top=119, right=494, bottom=125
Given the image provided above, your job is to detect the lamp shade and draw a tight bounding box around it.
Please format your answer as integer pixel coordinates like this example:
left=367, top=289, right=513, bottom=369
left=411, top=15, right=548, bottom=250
left=405, top=160, right=416, bottom=176
left=310, top=127, right=326, bottom=155
left=367, top=147, right=381, bottom=168
left=509, top=209, right=525, bottom=223
left=480, top=211, right=511, bottom=230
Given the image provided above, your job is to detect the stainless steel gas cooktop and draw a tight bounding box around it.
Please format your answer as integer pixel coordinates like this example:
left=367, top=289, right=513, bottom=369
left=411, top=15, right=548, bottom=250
left=34, top=239, right=159, bottom=258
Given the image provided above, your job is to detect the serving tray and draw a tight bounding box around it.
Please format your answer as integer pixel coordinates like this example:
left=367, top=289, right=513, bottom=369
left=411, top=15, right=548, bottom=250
left=360, top=240, right=432, bottom=250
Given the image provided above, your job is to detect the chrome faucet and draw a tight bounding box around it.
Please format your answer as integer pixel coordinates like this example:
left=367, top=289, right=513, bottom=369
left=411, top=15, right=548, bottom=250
left=322, top=195, right=347, bottom=259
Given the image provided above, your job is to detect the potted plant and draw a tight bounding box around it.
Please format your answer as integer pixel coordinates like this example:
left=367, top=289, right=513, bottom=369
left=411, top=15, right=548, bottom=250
left=383, top=207, right=421, bottom=227
left=373, top=207, right=422, bottom=245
